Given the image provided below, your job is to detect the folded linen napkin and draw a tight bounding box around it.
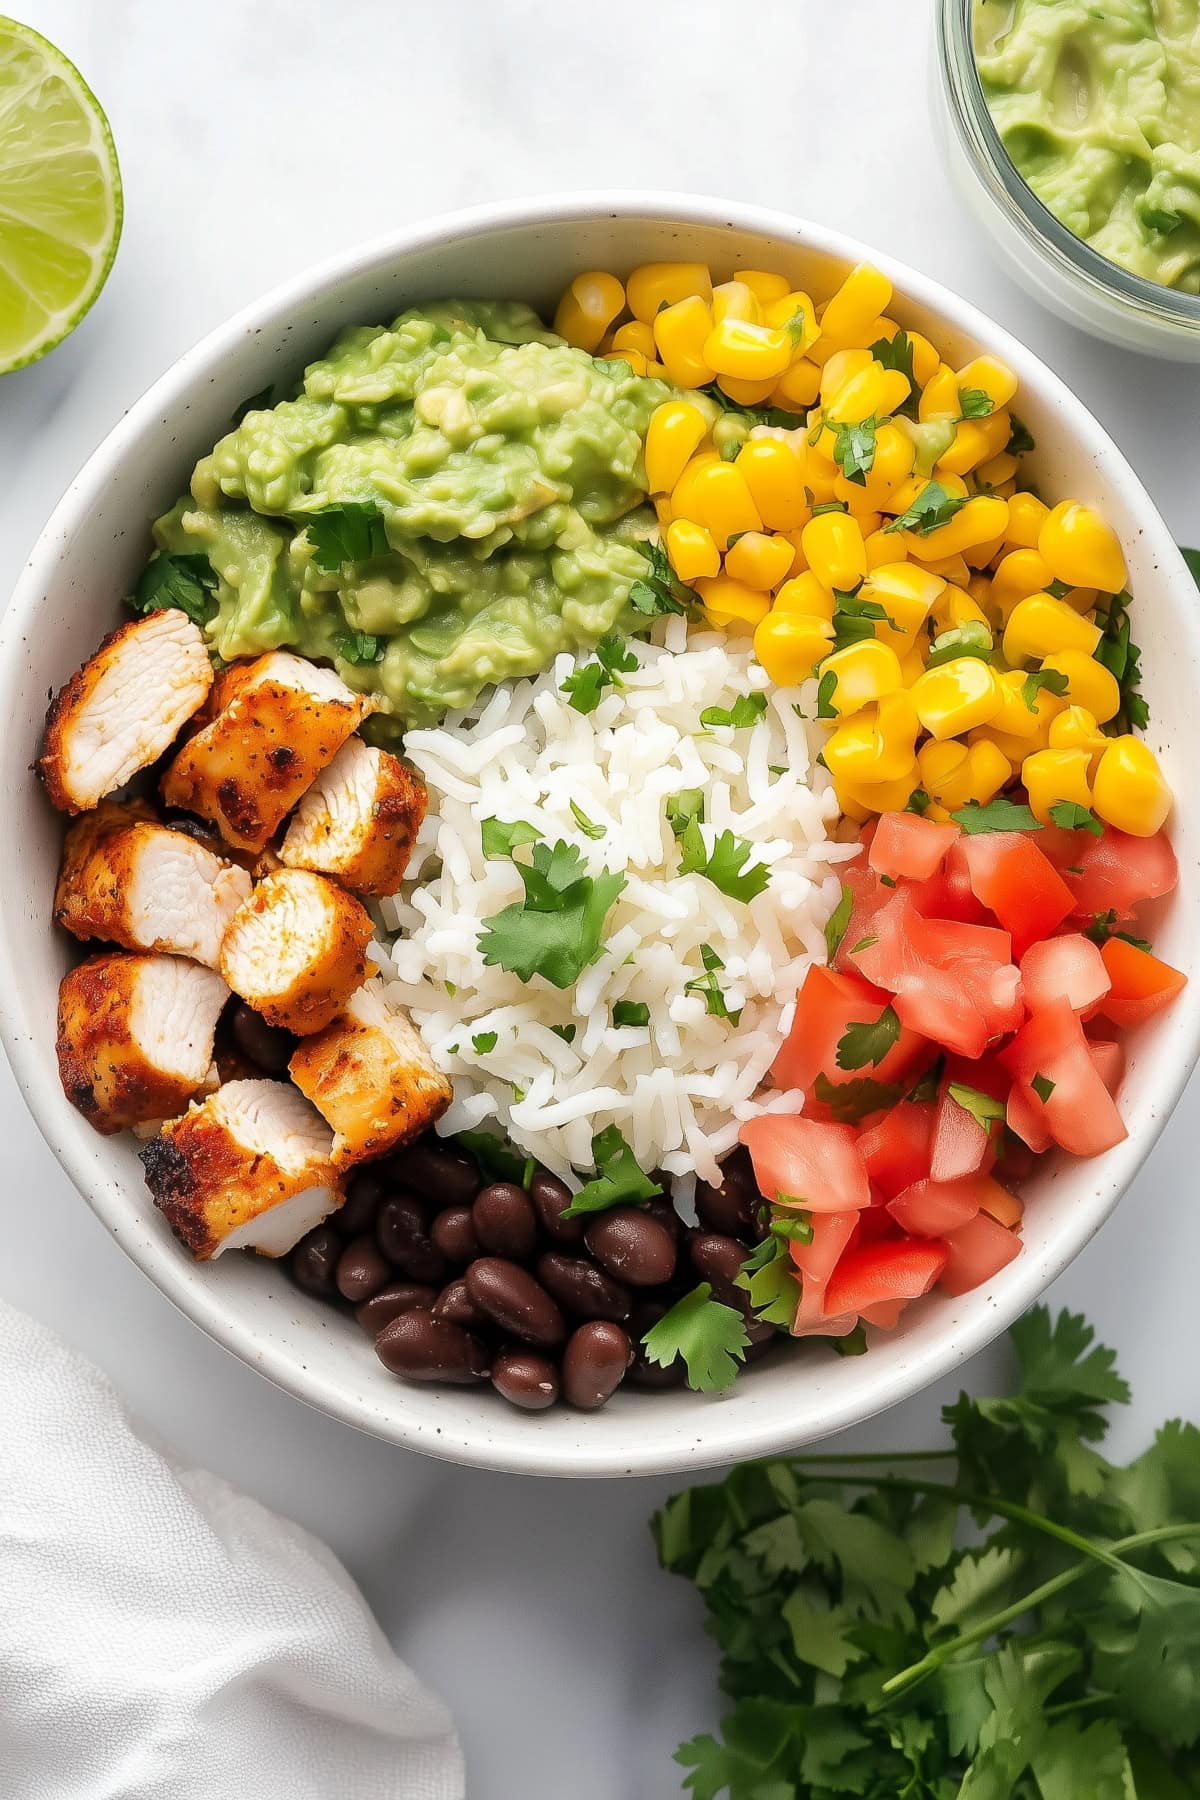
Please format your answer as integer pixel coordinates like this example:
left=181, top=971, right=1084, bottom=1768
left=0, top=1300, right=464, bottom=1799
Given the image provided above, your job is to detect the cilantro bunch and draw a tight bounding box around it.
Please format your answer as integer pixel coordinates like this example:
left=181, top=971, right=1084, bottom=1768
left=655, top=1307, right=1200, bottom=1797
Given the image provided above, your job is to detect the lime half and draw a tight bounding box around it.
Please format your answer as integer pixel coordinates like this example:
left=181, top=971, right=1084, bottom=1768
left=0, top=16, right=122, bottom=373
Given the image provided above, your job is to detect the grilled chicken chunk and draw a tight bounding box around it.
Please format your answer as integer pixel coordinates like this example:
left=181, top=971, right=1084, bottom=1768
left=160, top=652, right=374, bottom=852
left=141, top=1078, right=342, bottom=1259
left=55, top=803, right=252, bottom=969
left=289, top=980, right=453, bottom=1164
left=56, top=953, right=227, bottom=1134
left=38, top=611, right=215, bottom=815
left=218, top=868, right=374, bottom=1035
left=279, top=736, right=427, bottom=895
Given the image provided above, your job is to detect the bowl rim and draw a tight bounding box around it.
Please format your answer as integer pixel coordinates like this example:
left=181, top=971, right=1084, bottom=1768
left=4, top=188, right=1199, bottom=1478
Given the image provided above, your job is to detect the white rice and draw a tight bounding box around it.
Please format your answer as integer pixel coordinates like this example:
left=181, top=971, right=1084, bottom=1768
left=375, top=616, right=859, bottom=1187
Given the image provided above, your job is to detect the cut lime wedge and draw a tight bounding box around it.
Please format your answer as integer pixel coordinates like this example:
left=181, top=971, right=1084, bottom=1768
left=0, top=16, right=122, bottom=373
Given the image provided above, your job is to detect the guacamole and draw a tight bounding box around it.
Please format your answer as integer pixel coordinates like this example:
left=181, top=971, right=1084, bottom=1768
left=975, top=0, right=1200, bottom=291
left=148, top=300, right=683, bottom=724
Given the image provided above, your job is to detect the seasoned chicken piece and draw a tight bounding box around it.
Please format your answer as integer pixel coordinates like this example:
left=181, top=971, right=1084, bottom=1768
left=140, top=1078, right=342, bottom=1259
left=56, top=953, right=227, bottom=1135
left=279, top=736, right=427, bottom=895
left=289, top=980, right=453, bottom=1164
left=55, top=803, right=252, bottom=969
left=38, top=610, right=215, bottom=815
left=218, top=868, right=374, bottom=1035
left=160, top=652, right=374, bottom=852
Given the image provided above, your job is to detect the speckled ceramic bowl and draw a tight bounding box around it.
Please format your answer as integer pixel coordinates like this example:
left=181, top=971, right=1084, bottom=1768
left=2, top=193, right=1197, bottom=1476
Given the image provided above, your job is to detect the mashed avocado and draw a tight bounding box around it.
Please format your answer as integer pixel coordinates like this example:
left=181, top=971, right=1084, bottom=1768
left=148, top=300, right=685, bottom=724
left=975, top=0, right=1200, bottom=291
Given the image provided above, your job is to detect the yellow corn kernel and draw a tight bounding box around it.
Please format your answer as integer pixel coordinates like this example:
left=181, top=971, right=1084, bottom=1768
left=735, top=437, right=808, bottom=531
left=1003, top=593, right=1102, bottom=664
left=734, top=268, right=791, bottom=304
left=835, top=420, right=915, bottom=509
left=602, top=348, right=648, bottom=374
left=1038, top=648, right=1121, bottom=724
left=609, top=320, right=655, bottom=362
left=753, top=611, right=834, bottom=685
left=907, top=495, right=1010, bottom=562
left=963, top=738, right=1012, bottom=804
left=827, top=365, right=912, bottom=426
left=670, top=450, right=721, bottom=519
left=967, top=570, right=995, bottom=613
left=955, top=354, right=1019, bottom=410
left=1048, top=706, right=1108, bottom=774
left=1092, top=737, right=1172, bottom=836
left=770, top=357, right=821, bottom=410
left=820, top=640, right=904, bottom=715
left=977, top=451, right=1020, bottom=490
left=1039, top=500, right=1127, bottom=594
left=553, top=271, right=625, bottom=352
left=761, top=290, right=819, bottom=351
left=917, top=738, right=1008, bottom=808
left=1022, top=747, right=1095, bottom=824
left=910, top=656, right=1003, bottom=739
left=1062, top=586, right=1099, bottom=615
left=875, top=689, right=921, bottom=770
left=853, top=510, right=883, bottom=537
left=653, top=295, right=715, bottom=388
left=644, top=401, right=709, bottom=495
left=695, top=575, right=771, bottom=632
left=820, top=264, right=894, bottom=345
left=774, top=572, right=835, bottom=621
left=781, top=530, right=808, bottom=576
left=716, top=372, right=779, bottom=406
left=800, top=444, right=841, bottom=504
left=865, top=528, right=905, bottom=570
left=704, top=318, right=792, bottom=381
left=885, top=470, right=968, bottom=520
left=988, top=667, right=1063, bottom=744
left=990, top=548, right=1054, bottom=620
left=823, top=711, right=892, bottom=783
left=1004, top=490, right=1049, bottom=549
left=834, top=766, right=922, bottom=815
left=936, top=422, right=996, bottom=478
left=665, top=519, right=720, bottom=583
left=627, top=261, right=712, bottom=324
left=906, top=331, right=941, bottom=387
left=725, top=531, right=795, bottom=591
left=674, top=459, right=762, bottom=549
left=899, top=647, right=929, bottom=685
left=933, top=583, right=991, bottom=632
left=653, top=493, right=673, bottom=530
left=919, top=364, right=961, bottom=422
left=711, top=280, right=761, bottom=325
left=964, top=531, right=1009, bottom=572
left=920, top=552, right=973, bottom=585
left=864, top=562, right=943, bottom=651
left=802, top=510, right=868, bottom=592
left=818, top=347, right=872, bottom=407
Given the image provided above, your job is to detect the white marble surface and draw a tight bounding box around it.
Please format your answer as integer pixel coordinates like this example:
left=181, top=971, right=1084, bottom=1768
left=3, top=3, right=1200, bottom=1795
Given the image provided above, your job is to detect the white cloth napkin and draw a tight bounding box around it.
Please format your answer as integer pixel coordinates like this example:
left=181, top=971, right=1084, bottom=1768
left=0, top=1301, right=464, bottom=1799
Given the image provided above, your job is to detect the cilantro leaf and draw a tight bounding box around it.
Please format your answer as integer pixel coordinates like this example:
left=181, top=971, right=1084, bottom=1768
left=666, top=789, right=705, bottom=840
left=1022, top=667, right=1070, bottom=711
left=478, top=839, right=626, bottom=988
left=734, top=1235, right=799, bottom=1329
left=957, top=388, right=995, bottom=419
left=1049, top=801, right=1103, bottom=835
left=700, top=692, right=769, bottom=729
left=870, top=329, right=916, bottom=383
left=927, top=621, right=993, bottom=668
left=1181, top=545, right=1200, bottom=590
left=612, top=999, right=649, bottom=1027
left=700, top=382, right=798, bottom=430
left=305, top=501, right=390, bottom=570
left=832, top=588, right=895, bottom=651
left=685, top=942, right=742, bottom=1024
left=1094, top=595, right=1149, bottom=732
left=832, top=416, right=878, bottom=485
left=560, top=1122, right=661, bottom=1219
left=641, top=1282, right=750, bottom=1391
left=947, top=1080, right=1006, bottom=1133
left=682, top=829, right=771, bottom=903
left=952, top=796, right=1043, bottom=834
left=629, top=538, right=697, bottom=618
left=569, top=799, right=606, bottom=840
left=816, top=669, right=839, bottom=719
left=835, top=1005, right=901, bottom=1071
left=1031, top=1072, right=1056, bottom=1103
left=130, top=553, right=219, bottom=627
left=549, top=1022, right=577, bottom=1044
left=560, top=632, right=638, bottom=713
left=884, top=480, right=970, bottom=536
left=824, top=883, right=854, bottom=961
left=481, top=817, right=540, bottom=859
left=812, top=1070, right=903, bottom=1123
left=1007, top=413, right=1036, bottom=454
left=455, top=1129, right=527, bottom=1186
left=905, top=787, right=932, bottom=815
left=333, top=629, right=385, bottom=664
left=471, top=1030, right=498, bottom=1054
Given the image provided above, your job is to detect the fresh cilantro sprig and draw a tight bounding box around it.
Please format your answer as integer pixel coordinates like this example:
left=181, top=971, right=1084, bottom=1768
left=952, top=796, right=1043, bottom=834
left=560, top=1122, right=661, bottom=1219
left=478, top=839, right=625, bottom=988
left=130, top=552, right=219, bottom=627
left=455, top=1129, right=528, bottom=1187
left=734, top=1235, right=801, bottom=1329
left=481, top=817, right=540, bottom=859
left=629, top=539, right=698, bottom=619
left=305, top=501, right=390, bottom=570
left=679, top=827, right=771, bottom=903
left=654, top=1306, right=1200, bottom=1798
left=560, top=632, right=638, bottom=714
left=884, top=480, right=970, bottom=536
left=641, top=1282, right=751, bottom=1392
left=1049, top=800, right=1104, bottom=835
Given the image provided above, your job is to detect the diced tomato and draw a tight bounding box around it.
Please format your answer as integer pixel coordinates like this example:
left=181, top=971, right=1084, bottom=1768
left=823, top=1239, right=947, bottom=1316
left=792, top=1276, right=859, bottom=1337
left=787, top=1211, right=859, bottom=1289
left=857, top=1101, right=935, bottom=1198
left=1020, top=933, right=1110, bottom=1016
left=1061, top=826, right=1178, bottom=922
left=887, top=1176, right=982, bottom=1236
left=859, top=1299, right=908, bottom=1329
left=851, top=889, right=1023, bottom=1059
left=1006, top=1079, right=1052, bottom=1153
left=994, top=1127, right=1037, bottom=1184
left=960, top=832, right=1074, bottom=958
left=831, top=862, right=892, bottom=976
left=929, top=1082, right=998, bottom=1182
left=773, top=964, right=927, bottom=1098
left=938, top=1212, right=1022, bottom=1296
left=741, top=1114, right=871, bottom=1212
left=908, top=840, right=990, bottom=924
left=1087, top=1037, right=1125, bottom=1095
left=869, top=813, right=960, bottom=884
left=1098, top=937, right=1187, bottom=1028
left=999, top=996, right=1128, bottom=1157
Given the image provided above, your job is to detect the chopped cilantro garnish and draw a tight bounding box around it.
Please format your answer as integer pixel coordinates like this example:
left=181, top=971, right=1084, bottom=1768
left=824, top=883, right=854, bottom=962
left=640, top=1282, right=750, bottom=1392
left=549, top=1022, right=577, bottom=1044
left=130, top=552, right=219, bottom=627
left=471, top=1031, right=498, bottom=1055
left=679, top=827, right=770, bottom=902
left=907, top=1057, right=944, bottom=1103
left=810, top=498, right=849, bottom=516
left=685, top=942, right=742, bottom=1024
left=478, top=840, right=625, bottom=989
left=948, top=1080, right=1006, bottom=1133
left=628, top=539, right=697, bottom=619
left=1031, top=1072, right=1056, bottom=1103
left=612, top=1000, right=650, bottom=1028
left=700, top=692, right=769, bottom=729
left=560, top=632, right=638, bottom=713
left=831, top=415, right=878, bottom=485
left=1022, top=668, right=1070, bottom=711
left=1007, top=412, right=1036, bottom=454
left=734, top=1236, right=800, bottom=1329
left=1049, top=801, right=1103, bottom=836
left=1094, top=594, right=1149, bottom=732
left=333, top=629, right=385, bottom=664
left=481, top=817, right=540, bottom=859
left=1085, top=909, right=1153, bottom=953
left=884, top=480, right=970, bottom=536
left=927, top=621, right=993, bottom=668
left=666, top=789, right=705, bottom=841
left=952, top=796, right=1043, bottom=834
left=812, top=1070, right=904, bottom=1124
left=305, top=501, right=390, bottom=570
left=957, top=388, right=995, bottom=419
left=832, top=1321, right=870, bottom=1354
left=848, top=934, right=877, bottom=955
left=835, top=1005, right=901, bottom=1071
left=905, top=788, right=932, bottom=815
left=816, top=669, right=839, bottom=719
left=561, top=1123, right=661, bottom=1220
left=569, top=799, right=606, bottom=840
left=831, top=588, right=895, bottom=651
left=700, top=383, right=798, bottom=430
left=455, top=1129, right=527, bottom=1186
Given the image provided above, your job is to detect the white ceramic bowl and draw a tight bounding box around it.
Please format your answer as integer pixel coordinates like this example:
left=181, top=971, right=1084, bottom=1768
left=3, top=193, right=1198, bottom=1478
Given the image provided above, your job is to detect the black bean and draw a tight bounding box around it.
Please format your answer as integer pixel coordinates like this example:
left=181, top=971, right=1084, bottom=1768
left=229, top=1002, right=296, bottom=1075
left=430, top=1206, right=480, bottom=1265
left=432, top=1277, right=487, bottom=1330
left=529, top=1168, right=586, bottom=1246
left=376, top=1195, right=447, bottom=1283
left=335, top=1234, right=392, bottom=1304
left=375, top=1312, right=489, bottom=1383
left=491, top=1349, right=560, bottom=1412
left=536, top=1251, right=632, bottom=1322
left=695, top=1147, right=764, bottom=1241
left=644, top=1191, right=682, bottom=1240
left=337, top=1169, right=387, bottom=1238
left=355, top=1282, right=437, bottom=1336
left=562, top=1321, right=632, bottom=1410
left=472, top=1182, right=538, bottom=1260
left=464, top=1257, right=566, bottom=1347
left=584, top=1208, right=677, bottom=1287
left=290, top=1225, right=342, bottom=1298
left=387, top=1138, right=479, bottom=1208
